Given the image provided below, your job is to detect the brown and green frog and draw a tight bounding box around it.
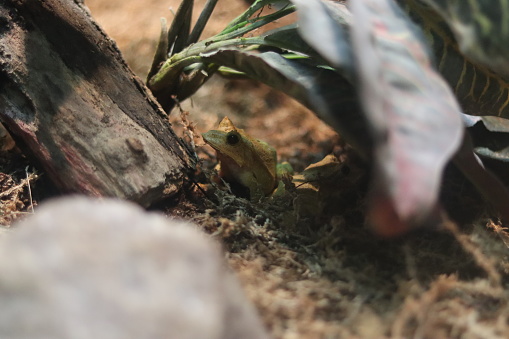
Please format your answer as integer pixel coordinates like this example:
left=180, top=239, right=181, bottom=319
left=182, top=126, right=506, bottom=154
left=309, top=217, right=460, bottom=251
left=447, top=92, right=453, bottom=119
left=202, top=116, right=341, bottom=208
left=202, top=116, right=292, bottom=200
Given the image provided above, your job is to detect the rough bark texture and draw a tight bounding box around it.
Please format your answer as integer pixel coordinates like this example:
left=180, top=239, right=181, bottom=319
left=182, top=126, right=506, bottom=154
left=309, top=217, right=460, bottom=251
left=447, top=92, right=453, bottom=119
left=0, top=0, right=195, bottom=206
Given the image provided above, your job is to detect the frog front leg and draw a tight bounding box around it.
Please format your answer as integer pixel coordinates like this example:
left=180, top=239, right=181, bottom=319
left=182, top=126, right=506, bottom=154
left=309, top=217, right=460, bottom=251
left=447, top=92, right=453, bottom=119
left=272, top=162, right=294, bottom=197
left=237, top=171, right=265, bottom=201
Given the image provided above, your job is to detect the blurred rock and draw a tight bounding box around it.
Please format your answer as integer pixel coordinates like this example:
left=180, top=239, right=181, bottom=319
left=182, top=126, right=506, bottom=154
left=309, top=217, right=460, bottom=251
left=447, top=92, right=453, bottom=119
left=0, top=196, right=269, bottom=339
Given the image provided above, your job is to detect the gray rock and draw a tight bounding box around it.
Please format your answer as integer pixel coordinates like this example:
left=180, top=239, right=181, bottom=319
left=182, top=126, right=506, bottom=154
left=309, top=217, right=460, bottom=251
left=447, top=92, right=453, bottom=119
left=0, top=196, right=269, bottom=339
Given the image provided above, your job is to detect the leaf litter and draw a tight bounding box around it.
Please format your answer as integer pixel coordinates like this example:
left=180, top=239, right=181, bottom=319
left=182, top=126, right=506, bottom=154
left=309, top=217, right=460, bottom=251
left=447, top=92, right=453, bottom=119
left=0, top=150, right=38, bottom=227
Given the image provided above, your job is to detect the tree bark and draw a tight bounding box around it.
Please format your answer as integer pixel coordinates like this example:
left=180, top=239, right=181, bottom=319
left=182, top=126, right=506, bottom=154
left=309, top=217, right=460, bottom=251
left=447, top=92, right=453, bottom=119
left=0, top=0, right=195, bottom=206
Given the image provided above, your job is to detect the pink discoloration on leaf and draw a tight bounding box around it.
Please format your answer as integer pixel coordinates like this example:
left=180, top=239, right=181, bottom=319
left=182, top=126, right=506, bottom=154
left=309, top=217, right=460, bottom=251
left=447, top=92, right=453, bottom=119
left=350, top=0, right=463, bottom=235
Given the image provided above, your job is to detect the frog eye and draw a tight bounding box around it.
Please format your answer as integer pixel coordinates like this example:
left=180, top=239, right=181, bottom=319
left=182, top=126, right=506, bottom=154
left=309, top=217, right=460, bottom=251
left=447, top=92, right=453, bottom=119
left=226, top=132, right=240, bottom=145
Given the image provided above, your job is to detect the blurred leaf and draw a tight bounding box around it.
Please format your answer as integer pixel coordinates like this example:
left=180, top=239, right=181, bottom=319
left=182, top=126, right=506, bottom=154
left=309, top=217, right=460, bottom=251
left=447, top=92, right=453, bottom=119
left=201, top=49, right=372, bottom=153
left=290, top=0, right=355, bottom=80
left=402, top=0, right=509, bottom=118
left=349, top=0, right=463, bottom=236
left=403, top=0, right=509, bottom=221
left=419, top=0, right=509, bottom=81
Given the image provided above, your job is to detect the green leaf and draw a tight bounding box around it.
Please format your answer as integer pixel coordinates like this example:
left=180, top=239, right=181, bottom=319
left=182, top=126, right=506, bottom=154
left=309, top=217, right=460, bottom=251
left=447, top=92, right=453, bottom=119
left=187, top=0, right=219, bottom=45
left=147, top=0, right=295, bottom=112
left=167, top=0, right=193, bottom=55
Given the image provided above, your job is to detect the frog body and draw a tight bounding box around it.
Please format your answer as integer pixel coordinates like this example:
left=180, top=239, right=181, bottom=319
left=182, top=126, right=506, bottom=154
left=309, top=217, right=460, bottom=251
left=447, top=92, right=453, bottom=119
left=202, top=117, right=278, bottom=199
left=202, top=117, right=344, bottom=211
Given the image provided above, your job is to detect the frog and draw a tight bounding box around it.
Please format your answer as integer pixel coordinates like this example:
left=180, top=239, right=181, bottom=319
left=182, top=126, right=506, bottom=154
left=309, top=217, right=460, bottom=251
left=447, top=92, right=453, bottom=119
left=292, top=154, right=343, bottom=216
left=202, top=116, right=292, bottom=200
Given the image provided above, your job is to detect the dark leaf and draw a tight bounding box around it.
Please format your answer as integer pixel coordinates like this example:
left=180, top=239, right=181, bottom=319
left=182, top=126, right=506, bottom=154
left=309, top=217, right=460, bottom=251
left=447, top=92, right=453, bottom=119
left=167, top=0, right=193, bottom=55
left=147, top=18, right=169, bottom=82
left=453, top=133, right=509, bottom=222
left=187, top=0, right=219, bottom=45
left=261, top=24, right=318, bottom=57
left=464, top=113, right=509, bottom=163
left=403, top=0, right=509, bottom=118
left=419, top=0, right=509, bottom=81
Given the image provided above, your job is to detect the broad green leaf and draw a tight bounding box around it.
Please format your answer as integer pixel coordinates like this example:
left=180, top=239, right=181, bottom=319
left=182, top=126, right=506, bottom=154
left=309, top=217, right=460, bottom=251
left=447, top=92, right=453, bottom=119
left=350, top=0, right=463, bottom=236
left=201, top=49, right=372, bottom=153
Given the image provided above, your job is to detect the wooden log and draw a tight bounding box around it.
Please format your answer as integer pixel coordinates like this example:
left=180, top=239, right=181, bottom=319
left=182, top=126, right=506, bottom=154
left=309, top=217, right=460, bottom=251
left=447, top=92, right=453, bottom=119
left=0, top=0, right=196, bottom=206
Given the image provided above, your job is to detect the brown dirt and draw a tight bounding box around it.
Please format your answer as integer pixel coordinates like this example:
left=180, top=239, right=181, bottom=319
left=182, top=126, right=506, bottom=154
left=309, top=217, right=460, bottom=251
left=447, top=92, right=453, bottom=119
left=2, top=0, right=509, bottom=338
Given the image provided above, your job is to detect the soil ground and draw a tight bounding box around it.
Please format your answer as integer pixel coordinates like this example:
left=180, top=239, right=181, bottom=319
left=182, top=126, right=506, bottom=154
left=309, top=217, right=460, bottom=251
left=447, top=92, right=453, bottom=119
left=2, top=1, right=509, bottom=338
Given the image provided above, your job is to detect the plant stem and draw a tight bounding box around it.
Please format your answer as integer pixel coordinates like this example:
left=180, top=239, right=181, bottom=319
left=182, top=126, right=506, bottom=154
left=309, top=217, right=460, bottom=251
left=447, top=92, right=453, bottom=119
left=149, top=36, right=267, bottom=89
left=148, top=0, right=295, bottom=93
left=178, top=36, right=266, bottom=59
left=148, top=55, right=202, bottom=90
